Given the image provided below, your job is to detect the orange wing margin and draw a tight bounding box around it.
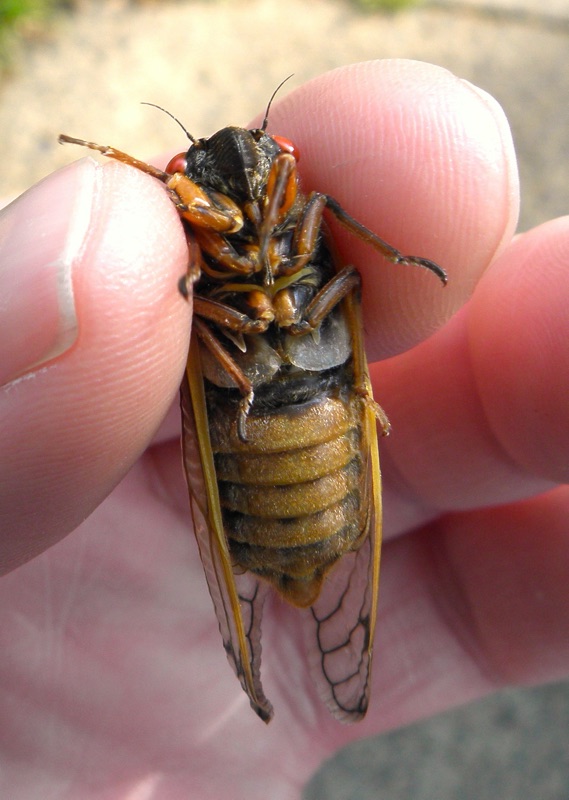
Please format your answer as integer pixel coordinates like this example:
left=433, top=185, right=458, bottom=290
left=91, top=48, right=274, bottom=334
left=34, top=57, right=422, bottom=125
left=181, top=335, right=273, bottom=723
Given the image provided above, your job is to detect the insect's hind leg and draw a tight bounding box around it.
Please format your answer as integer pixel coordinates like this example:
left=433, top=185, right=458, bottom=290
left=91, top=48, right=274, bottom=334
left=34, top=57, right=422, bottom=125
left=287, top=265, right=361, bottom=336
left=342, top=285, right=391, bottom=437
left=324, top=196, right=447, bottom=285
left=288, top=264, right=390, bottom=435
left=192, top=319, right=255, bottom=443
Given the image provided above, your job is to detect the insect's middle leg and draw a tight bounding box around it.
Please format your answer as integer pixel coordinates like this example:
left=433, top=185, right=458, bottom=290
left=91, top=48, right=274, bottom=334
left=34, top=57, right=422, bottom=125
left=192, top=318, right=254, bottom=443
left=193, top=296, right=270, bottom=335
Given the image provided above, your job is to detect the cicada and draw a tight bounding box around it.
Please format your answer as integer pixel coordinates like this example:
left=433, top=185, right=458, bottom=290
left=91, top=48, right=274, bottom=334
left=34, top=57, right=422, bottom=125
left=59, top=90, right=446, bottom=724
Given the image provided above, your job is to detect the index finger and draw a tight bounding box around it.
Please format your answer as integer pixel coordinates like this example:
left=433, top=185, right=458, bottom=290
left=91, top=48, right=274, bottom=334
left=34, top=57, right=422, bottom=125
left=264, top=60, right=519, bottom=359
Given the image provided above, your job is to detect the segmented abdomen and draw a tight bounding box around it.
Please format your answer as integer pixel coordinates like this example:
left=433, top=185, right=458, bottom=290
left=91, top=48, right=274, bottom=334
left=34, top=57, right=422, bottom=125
left=206, top=370, right=368, bottom=608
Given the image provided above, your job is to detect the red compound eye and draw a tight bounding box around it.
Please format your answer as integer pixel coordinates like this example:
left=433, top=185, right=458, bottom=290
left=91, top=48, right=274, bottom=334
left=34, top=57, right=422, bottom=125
left=272, top=135, right=300, bottom=162
left=165, top=152, right=187, bottom=174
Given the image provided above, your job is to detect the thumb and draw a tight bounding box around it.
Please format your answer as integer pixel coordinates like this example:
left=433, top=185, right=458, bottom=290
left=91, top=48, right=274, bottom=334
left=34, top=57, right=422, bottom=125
left=0, top=157, right=191, bottom=574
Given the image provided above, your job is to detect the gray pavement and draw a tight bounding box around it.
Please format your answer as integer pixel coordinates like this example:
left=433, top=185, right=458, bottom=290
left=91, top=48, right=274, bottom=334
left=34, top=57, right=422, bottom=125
left=306, top=683, right=569, bottom=799
left=1, top=1, right=568, bottom=798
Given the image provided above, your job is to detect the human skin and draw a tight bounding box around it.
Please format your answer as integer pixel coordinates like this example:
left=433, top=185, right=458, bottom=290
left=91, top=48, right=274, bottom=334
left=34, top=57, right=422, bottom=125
left=1, top=60, right=568, bottom=799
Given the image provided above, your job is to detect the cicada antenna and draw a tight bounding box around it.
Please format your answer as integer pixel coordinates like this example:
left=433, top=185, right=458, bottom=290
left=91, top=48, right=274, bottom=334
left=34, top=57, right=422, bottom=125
left=261, top=74, right=294, bottom=131
left=141, top=102, right=197, bottom=144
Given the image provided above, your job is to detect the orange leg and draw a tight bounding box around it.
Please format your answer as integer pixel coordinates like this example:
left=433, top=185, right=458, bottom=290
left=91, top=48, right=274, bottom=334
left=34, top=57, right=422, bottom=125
left=192, top=319, right=254, bottom=443
left=287, top=266, right=361, bottom=335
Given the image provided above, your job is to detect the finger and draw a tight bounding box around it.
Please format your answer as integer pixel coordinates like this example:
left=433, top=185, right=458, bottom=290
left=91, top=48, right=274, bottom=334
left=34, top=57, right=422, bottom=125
left=265, top=60, right=519, bottom=359
left=373, top=216, right=569, bottom=531
left=468, top=216, right=569, bottom=484
left=0, top=158, right=190, bottom=573
left=362, top=485, right=569, bottom=735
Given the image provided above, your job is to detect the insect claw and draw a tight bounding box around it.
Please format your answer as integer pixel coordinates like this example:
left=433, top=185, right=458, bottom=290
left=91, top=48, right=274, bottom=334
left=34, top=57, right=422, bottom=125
left=237, top=390, right=255, bottom=443
left=178, top=275, right=190, bottom=298
left=356, top=387, right=391, bottom=436
left=404, top=256, right=448, bottom=285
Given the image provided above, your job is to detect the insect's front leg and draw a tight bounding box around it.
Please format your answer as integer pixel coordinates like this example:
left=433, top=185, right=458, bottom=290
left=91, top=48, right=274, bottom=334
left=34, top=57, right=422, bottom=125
left=281, top=187, right=447, bottom=285
left=258, top=153, right=298, bottom=247
left=264, top=192, right=330, bottom=279
left=192, top=228, right=261, bottom=277
left=58, top=134, right=245, bottom=236
left=58, top=135, right=170, bottom=180
left=168, top=174, right=245, bottom=234
left=288, top=193, right=328, bottom=272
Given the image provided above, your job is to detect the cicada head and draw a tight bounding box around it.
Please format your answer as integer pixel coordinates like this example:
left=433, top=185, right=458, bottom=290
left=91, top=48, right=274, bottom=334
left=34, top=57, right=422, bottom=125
left=183, top=127, right=283, bottom=204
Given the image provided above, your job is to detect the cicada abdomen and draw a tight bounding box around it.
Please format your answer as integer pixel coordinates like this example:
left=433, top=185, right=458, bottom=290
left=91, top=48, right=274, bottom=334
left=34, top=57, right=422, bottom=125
left=59, top=97, right=446, bottom=724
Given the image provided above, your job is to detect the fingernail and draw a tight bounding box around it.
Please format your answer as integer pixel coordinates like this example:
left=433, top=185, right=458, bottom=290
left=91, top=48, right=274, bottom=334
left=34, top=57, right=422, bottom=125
left=0, top=158, right=98, bottom=387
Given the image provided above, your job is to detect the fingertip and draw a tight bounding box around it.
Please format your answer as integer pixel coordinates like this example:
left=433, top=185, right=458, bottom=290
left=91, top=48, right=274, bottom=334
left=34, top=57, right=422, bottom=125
left=54, top=157, right=192, bottom=440
left=271, top=61, right=519, bottom=248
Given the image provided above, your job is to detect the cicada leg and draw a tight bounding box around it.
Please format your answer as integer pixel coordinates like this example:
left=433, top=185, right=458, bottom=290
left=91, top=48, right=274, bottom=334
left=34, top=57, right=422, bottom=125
left=192, top=319, right=254, bottom=443
left=58, top=135, right=171, bottom=180
left=58, top=134, right=245, bottom=234
left=191, top=228, right=261, bottom=277
left=324, top=196, right=448, bottom=284
left=276, top=186, right=447, bottom=286
left=256, top=152, right=299, bottom=274
left=193, top=296, right=269, bottom=336
left=286, top=265, right=390, bottom=434
left=287, top=264, right=361, bottom=335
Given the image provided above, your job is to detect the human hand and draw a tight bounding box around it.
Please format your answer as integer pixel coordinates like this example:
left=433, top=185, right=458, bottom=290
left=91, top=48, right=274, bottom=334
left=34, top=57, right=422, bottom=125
left=1, top=60, right=568, bottom=800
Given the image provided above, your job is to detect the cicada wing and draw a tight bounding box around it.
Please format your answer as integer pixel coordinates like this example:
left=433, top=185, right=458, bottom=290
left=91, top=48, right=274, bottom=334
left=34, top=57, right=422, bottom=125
left=306, top=280, right=382, bottom=723
left=181, top=336, right=273, bottom=723
left=307, top=394, right=381, bottom=723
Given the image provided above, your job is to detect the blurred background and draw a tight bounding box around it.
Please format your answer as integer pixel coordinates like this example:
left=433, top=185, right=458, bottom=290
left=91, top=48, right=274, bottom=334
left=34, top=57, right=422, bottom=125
left=1, top=1, right=568, bottom=797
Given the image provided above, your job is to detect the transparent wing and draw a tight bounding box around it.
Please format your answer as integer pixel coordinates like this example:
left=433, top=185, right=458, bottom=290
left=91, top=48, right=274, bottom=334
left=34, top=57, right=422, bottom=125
left=305, top=287, right=382, bottom=723
left=181, top=336, right=273, bottom=723
left=306, top=398, right=381, bottom=723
